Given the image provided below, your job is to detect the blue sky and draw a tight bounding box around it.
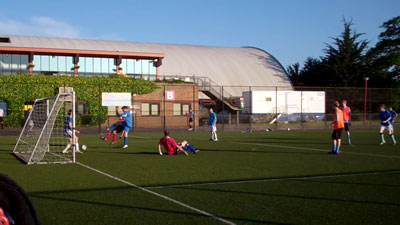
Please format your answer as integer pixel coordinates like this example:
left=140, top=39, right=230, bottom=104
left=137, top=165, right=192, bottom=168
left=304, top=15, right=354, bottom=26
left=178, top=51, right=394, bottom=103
left=0, top=0, right=399, bottom=68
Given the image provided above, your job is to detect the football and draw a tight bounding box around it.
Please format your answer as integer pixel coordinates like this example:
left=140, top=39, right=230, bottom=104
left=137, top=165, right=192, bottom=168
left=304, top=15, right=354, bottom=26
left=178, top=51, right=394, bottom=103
left=81, top=145, right=87, bottom=150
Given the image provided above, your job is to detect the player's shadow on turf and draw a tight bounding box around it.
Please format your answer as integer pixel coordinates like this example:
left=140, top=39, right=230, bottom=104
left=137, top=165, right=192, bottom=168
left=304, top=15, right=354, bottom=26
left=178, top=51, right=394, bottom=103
left=177, top=186, right=400, bottom=207
left=89, top=150, right=158, bottom=155
left=201, top=149, right=326, bottom=155
left=298, top=179, right=400, bottom=187
left=250, top=141, right=328, bottom=145
left=30, top=194, right=283, bottom=224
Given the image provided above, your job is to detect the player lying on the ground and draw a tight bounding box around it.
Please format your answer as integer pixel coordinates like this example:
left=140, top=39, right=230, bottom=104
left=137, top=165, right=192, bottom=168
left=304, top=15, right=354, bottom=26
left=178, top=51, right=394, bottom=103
left=329, top=101, right=344, bottom=155
left=102, top=121, right=125, bottom=144
left=379, top=104, right=396, bottom=145
left=158, top=130, right=189, bottom=156
left=62, top=110, right=83, bottom=154
left=178, top=140, right=200, bottom=154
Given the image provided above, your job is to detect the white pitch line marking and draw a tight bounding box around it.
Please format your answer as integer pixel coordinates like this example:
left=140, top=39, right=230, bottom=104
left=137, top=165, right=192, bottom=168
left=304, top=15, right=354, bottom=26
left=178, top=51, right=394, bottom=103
left=75, top=162, right=235, bottom=225
left=147, top=170, right=400, bottom=189
left=232, top=142, right=400, bottom=159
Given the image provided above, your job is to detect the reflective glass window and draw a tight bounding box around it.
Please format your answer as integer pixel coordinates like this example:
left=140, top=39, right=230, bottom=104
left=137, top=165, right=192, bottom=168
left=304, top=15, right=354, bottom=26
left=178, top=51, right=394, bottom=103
left=109, top=58, right=114, bottom=73
left=120, top=59, right=127, bottom=73
left=11, top=54, right=20, bottom=74
left=78, top=57, right=85, bottom=73
left=85, top=57, right=93, bottom=73
left=41, top=55, right=50, bottom=71
left=101, top=58, right=109, bottom=73
left=93, top=58, right=101, bottom=74
left=49, top=56, right=57, bottom=71
left=66, top=56, right=73, bottom=72
left=58, top=56, right=66, bottom=72
left=126, top=59, right=134, bottom=74
left=20, top=55, right=29, bottom=73
left=149, top=60, right=156, bottom=75
left=3, top=54, right=11, bottom=73
left=33, top=55, right=41, bottom=71
left=142, top=60, right=149, bottom=74
left=134, top=59, right=142, bottom=74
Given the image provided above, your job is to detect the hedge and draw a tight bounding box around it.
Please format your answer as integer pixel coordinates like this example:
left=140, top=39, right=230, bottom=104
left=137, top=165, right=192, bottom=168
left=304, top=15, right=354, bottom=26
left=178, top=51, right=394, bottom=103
left=0, top=75, right=159, bottom=127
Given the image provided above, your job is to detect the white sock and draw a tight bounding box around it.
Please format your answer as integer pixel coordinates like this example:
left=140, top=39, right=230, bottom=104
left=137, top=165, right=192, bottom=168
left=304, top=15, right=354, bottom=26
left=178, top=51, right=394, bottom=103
left=211, top=133, right=214, bottom=140
left=214, top=133, right=218, bottom=140
left=75, top=143, right=80, bottom=152
left=63, top=144, right=71, bottom=153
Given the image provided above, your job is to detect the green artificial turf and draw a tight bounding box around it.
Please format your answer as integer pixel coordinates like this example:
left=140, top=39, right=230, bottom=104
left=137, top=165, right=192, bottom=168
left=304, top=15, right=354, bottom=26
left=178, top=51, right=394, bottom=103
left=0, top=129, right=399, bottom=224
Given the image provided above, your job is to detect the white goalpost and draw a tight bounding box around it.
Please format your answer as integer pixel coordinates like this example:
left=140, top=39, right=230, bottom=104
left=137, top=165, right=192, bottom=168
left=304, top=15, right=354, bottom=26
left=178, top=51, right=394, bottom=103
left=13, top=92, right=76, bottom=165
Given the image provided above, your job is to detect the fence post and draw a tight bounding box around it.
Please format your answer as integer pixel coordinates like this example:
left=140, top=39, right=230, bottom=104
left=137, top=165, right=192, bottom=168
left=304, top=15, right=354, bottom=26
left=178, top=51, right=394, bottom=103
left=275, top=86, right=278, bottom=130
left=193, top=85, right=196, bottom=131
left=221, top=86, right=224, bottom=131
left=163, top=85, right=166, bottom=131
left=98, top=82, right=101, bottom=134
left=300, top=88, right=303, bottom=130
left=132, top=81, right=135, bottom=133
left=249, top=86, right=252, bottom=131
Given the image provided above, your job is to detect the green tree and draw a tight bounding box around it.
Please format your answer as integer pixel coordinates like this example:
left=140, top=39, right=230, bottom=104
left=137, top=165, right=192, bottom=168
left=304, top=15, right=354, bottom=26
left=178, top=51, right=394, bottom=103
left=323, top=19, right=369, bottom=87
left=287, top=62, right=301, bottom=86
left=367, top=16, right=400, bottom=87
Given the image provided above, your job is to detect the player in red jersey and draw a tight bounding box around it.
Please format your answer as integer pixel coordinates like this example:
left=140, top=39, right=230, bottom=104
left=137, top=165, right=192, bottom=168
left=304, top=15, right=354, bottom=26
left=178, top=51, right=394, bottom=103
left=158, top=130, right=189, bottom=156
left=339, top=100, right=352, bottom=145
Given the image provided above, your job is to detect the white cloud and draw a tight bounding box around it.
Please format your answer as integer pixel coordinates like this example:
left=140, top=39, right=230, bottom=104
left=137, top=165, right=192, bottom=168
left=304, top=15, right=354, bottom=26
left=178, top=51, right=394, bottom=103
left=0, top=16, right=80, bottom=38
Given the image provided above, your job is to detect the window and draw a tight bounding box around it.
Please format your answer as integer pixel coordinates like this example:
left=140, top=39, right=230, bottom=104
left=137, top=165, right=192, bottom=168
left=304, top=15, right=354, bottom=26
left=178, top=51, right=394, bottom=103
left=93, top=58, right=101, bottom=74
left=11, top=54, right=21, bottom=74
left=41, top=55, right=50, bottom=71
left=2, top=54, right=11, bottom=74
left=20, top=55, right=29, bottom=73
left=33, top=55, right=41, bottom=72
left=58, top=56, right=67, bottom=73
left=142, top=60, right=149, bottom=74
left=0, top=37, right=10, bottom=43
left=49, top=55, right=58, bottom=71
left=151, top=104, right=159, bottom=116
left=126, top=59, right=134, bottom=74
left=141, top=103, right=159, bottom=116
left=0, top=101, right=7, bottom=117
left=76, top=101, right=87, bottom=115
left=173, top=103, right=191, bottom=116
left=134, top=59, right=142, bottom=74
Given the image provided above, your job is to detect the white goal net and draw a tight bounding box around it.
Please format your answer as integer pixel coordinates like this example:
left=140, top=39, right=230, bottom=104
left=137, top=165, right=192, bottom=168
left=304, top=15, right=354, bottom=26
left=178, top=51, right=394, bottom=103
left=13, top=92, right=76, bottom=165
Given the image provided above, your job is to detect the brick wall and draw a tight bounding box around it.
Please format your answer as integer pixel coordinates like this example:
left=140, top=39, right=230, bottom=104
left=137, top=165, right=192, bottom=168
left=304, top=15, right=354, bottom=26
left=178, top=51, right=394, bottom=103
left=109, top=83, right=198, bottom=129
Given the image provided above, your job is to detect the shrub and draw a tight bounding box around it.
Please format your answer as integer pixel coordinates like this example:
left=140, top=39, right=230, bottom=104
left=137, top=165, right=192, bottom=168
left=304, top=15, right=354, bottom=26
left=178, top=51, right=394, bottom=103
left=0, top=74, right=159, bottom=127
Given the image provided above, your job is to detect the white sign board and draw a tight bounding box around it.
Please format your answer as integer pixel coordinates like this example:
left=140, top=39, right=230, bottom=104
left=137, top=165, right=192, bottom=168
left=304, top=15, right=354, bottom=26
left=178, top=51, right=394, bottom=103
left=243, top=91, right=325, bottom=114
left=102, top=92, right=132, bottom=106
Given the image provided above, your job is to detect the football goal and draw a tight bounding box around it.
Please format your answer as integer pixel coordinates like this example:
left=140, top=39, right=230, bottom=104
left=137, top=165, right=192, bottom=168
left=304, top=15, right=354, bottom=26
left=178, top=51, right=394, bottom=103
left=13, top=92, right=76, bottom=165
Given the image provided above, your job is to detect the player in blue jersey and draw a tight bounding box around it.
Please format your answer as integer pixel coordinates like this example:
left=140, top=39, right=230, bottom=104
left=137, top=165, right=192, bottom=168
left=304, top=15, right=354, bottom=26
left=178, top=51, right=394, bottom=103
left=116, top=106, right=132, bottom=149
left=62, top=110, right=82, bottom=154
left=209, top=108, right=218, bottom=141
left=379, top=104, right=396, bottom=145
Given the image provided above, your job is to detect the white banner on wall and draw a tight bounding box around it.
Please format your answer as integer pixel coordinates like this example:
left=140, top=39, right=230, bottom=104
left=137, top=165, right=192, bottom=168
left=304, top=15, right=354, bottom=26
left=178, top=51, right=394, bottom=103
left=102, top=92, right=132, bottom=106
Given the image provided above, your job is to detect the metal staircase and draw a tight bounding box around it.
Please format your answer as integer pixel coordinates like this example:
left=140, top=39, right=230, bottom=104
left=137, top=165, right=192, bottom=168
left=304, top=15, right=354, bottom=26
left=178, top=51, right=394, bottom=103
left=157, top=75, right=241, bottom=111
left=195, top=77, right=241, bottom=111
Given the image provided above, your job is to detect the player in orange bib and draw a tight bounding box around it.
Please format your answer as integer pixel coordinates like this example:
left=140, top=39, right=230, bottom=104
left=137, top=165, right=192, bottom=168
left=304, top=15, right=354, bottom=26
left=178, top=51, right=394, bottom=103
left=329, top=101, right=344, bottom=155
left=339, top=100, right=352, bottom=145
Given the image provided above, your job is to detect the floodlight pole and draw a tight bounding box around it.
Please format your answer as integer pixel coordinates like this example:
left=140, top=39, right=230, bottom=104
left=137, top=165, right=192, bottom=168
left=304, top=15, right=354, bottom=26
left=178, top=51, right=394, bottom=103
left=363, top=77, right=369, bottom=124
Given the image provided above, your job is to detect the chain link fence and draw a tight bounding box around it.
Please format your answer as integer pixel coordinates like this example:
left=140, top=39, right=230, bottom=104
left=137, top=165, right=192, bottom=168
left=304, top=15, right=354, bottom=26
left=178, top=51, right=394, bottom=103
left=1, top=80, right=399, bottom=135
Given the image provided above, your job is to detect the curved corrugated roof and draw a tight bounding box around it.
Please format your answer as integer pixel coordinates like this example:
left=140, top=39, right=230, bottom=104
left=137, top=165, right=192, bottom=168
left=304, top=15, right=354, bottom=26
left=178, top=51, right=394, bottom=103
left=0, top=35, right=292, bottom=94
